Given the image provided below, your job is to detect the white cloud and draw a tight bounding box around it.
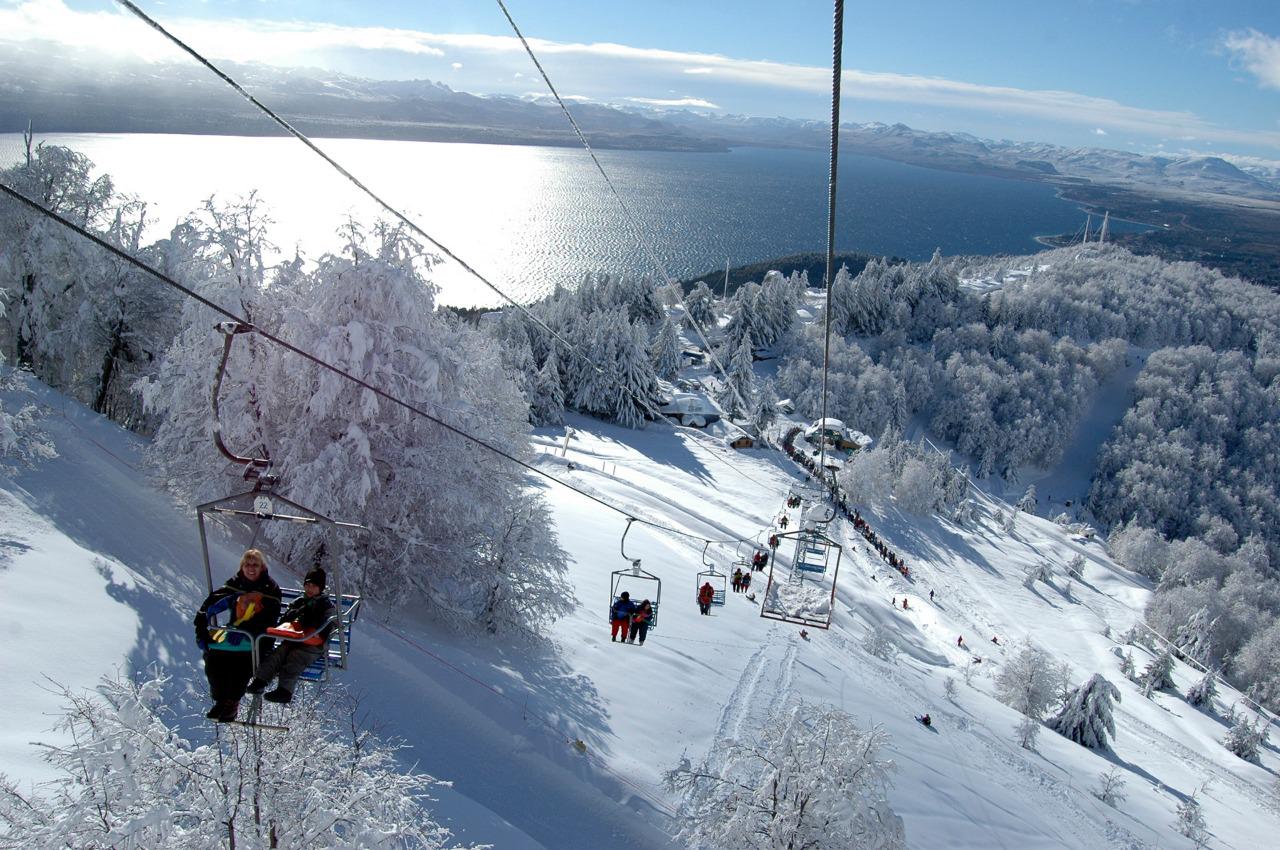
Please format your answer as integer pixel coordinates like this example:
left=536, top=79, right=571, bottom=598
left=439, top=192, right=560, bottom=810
left=3, top=0, right=1277, bottom=151
left=1223, top=29, right=1280, bottom=90
left=451, top=62, right=462, bottom=70
left=1094, top=128, right=1107, bottom=135
left=626, top=96, right=720, bottom=109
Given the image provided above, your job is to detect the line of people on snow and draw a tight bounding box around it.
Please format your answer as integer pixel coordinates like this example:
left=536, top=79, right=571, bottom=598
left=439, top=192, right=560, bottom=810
left=609, top=591, right=654, bottom=644
left=851, top=512, right=910, bottom=579
left=193, top=549, right=337, bottom=722
left=780, top=426, right=910, bottom=580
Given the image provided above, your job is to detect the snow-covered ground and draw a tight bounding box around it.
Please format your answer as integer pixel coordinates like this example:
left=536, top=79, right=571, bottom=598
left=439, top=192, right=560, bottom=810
left=3, top=376, right=1279, bottom=849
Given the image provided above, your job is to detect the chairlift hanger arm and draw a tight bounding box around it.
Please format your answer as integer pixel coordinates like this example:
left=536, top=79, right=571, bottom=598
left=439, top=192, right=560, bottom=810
left=211, top=321, right=272, bottom=471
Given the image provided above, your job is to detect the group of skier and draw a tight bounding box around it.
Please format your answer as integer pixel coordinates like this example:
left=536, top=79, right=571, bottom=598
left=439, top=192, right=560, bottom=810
left=193, top=549, right=337, bottom=723
left=852, top=513, right=909, bottom=578
left=731, top=568, right=753, bottom=593
left=609, top=591, right=654, bottom=644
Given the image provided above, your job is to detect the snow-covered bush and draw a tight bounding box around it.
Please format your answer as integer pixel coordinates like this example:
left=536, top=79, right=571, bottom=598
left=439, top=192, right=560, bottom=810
left=1222, top=715, right=1267, bottom=762
left=1186, top=670, right=1218, bottom=708
left=865, top=625, right=899, bottom=663
left=0, top=365, right=56, bottom=468
left=1174, top=789, right=1209, bottom=848
left=0, top=673, right=468, bottom=849
left=1093, top=767, right=1127, bottom=808
left=665, top=704, right=906, bottom=850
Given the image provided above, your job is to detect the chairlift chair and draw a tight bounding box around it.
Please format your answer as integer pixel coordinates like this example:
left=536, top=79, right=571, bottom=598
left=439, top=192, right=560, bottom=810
left=757, top=528, right=843, bottom=630
left=197, top=322, right=368, bottom=685
left=696, top=540, right=727, bottom=606
left=611, top=518, right=662, bottom=629
left=793, top=528, right=835, bottom=576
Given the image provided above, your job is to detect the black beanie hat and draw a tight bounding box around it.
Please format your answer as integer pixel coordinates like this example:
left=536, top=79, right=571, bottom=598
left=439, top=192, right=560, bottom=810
left=305, top=568, right=326, bottom=590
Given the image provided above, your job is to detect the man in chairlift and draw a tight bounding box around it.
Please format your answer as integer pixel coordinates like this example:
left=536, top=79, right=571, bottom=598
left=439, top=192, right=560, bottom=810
left=247, top=568, right=336, bottom=704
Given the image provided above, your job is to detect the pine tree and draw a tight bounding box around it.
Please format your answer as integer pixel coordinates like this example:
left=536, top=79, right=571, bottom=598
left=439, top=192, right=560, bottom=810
left=1017, top=484, right=1038, bottom=514
left=1046, top=674, right=1121, bottom=749
left=529, top=350, right=565, bottom=427
left=1186, top=670, right=1218, bottom=708
left=1222, top=715, right=1266, bottom=762
left=683, top=280, right=717, bottom=331
left=719, top=334, right=756, bottom=420
left=650, top=315, right=682, bottom=379
left=1138, top=649, right=1176, bottom=693
left=1174, top=790, right=1209, bottom=848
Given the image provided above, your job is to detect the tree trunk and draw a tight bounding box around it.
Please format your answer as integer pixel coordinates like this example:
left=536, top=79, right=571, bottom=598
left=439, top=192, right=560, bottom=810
left=92, top=321, right=129, bottom=414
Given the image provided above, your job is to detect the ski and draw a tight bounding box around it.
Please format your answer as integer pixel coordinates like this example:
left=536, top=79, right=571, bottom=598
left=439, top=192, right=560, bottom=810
left=216, top=719, right=290, bottom=732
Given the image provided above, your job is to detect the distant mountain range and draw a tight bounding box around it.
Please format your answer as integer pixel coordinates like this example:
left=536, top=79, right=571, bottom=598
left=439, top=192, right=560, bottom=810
left=4, top=47, right=1277, bottom=206
left=4, top=48, right=1279, bottom=283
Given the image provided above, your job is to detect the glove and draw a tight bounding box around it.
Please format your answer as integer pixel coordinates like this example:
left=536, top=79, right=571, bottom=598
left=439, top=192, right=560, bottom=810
left=197, top=638, right=209, bottom=651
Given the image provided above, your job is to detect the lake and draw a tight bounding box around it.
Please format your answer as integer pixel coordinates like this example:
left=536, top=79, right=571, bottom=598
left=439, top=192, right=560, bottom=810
left=4, top=133, right=1101, bottom=307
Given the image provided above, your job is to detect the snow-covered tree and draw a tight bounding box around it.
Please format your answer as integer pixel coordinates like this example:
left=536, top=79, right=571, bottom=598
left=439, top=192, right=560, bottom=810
left=1186, top=670, right=1218, bottom=708
left=666, top=704, right=906, bottom=850
left=1138, top=649, right=1176, bottom=693
left=1222, top=715, right=1267, bottom=762
left=1014, top=716, right=1041, bottom=750
left=528, top=349, right=566, bottom=426
left=1017, top=485, right=1038, bottom=514
left=1046, top=674, right=1121, bottom=750
left=1119, top=650, right=1135, bottom=682
left=0, top=673, right=468, bottom=849
left=751, top=377, right=779, bottom=432
left=1174, top=789, right=1209, bottom=849
left=144, top=219, right=571, bottom=629
left=1066, top=554, right=1086, bottom=580
left=1022, top=561, right=1051, bottom=590
left=995, top=643, right=1057, bottom=719
left=650, top=315, right=682, bottom=379
left=1094, top=767, right=1127, bottom=808
left=866, top=625, right=899, bottom=662
left=716, top=334, right=756, bottom=421
left=683, top=280, right=717, bottom=331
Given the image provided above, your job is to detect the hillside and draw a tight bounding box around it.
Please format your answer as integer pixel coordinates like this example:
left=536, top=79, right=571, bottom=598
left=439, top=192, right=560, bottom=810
left=3, top=369, right=1278, bottom=849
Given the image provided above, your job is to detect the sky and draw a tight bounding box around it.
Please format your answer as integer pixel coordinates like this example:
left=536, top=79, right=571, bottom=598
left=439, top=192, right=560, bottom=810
left=3, top=0, right=1280, bottom=160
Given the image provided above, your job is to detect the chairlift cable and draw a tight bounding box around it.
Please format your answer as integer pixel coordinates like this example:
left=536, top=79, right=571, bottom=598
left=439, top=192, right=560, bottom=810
left=0, top=180, right=754, bottom=550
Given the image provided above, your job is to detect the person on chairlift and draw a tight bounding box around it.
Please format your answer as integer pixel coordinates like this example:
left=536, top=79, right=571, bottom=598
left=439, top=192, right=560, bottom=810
left=194, top=549, right=282, bottom=722
left=610, top=591, right=636, bottom=641
left=629, top=599, right=653, bottom=645
left=698, top=582, right=715, bottom=615
left=247, top=567, right=336, bottom=705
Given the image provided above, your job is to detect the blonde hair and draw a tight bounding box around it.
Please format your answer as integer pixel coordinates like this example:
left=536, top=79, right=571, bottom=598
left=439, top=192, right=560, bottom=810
left=240, top=549, right=267, bottom=571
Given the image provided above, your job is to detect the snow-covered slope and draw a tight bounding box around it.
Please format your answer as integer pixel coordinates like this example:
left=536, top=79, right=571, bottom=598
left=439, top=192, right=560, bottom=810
left=3, top=375, right=1278, bottom=849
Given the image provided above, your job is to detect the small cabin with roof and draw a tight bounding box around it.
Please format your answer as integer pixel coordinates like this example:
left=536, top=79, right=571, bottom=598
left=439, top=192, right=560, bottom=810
left=659, top=391, right=722, bottom=428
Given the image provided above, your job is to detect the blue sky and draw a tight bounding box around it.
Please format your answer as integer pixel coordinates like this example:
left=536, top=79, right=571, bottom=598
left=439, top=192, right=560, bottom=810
left=4, top=0, right=1280, bottom=159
